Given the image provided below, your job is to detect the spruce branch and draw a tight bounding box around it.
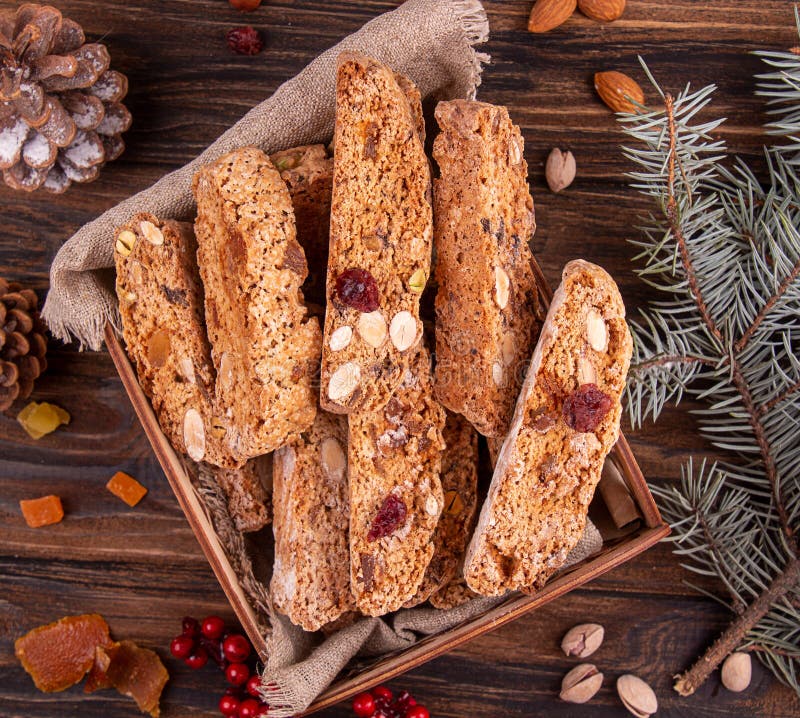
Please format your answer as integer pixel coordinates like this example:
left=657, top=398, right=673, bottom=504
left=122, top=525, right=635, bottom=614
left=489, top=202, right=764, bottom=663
left=620, top=38, right=800, bottom=696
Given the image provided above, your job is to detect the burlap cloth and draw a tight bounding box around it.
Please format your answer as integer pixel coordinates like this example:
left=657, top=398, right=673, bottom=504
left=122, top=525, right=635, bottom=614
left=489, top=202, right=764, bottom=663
left=41, top=0, right=605, bottom=713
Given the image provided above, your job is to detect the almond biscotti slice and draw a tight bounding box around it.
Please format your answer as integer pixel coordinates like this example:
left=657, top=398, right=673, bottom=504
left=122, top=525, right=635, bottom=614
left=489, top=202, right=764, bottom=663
left=463, top=260, right=632, bottom=596
left=114, top=213, right=243, bottom=469
left=212, top=455, right=272, bottom=533
left=270, top=144, right=333, bottom=310
left=405, top=413, right=478, bottom=608
left=271, top=409, right=353, bottom=632
left=433, top=99, right=540, bottom=438
left=349, top=344, right=446, bottom=616
left=320, top=53, right=433, bottom=415
left=193, top=147, right=321, bottom=459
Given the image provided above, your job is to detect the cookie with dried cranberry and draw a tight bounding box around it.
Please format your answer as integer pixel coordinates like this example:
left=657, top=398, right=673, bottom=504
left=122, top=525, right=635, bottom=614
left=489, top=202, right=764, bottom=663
left=432, top=100, right=541, bottom=438
left=463, top=260, right=632, bottom=596
left=114, top=213, right=243, bottom=469
left=193, top=147, right=321, bottom=459
left=320, top=53, right=433, bottom=415
left=349, top=343, right=445, bottom=616
left=271, top=409, right=354, bottom=631
left=405, top=412, right=479, bottom=608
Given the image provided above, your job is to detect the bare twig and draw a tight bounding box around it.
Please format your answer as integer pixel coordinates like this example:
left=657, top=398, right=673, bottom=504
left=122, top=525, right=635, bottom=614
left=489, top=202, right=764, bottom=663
left=675, top=557, right=800, bottom=696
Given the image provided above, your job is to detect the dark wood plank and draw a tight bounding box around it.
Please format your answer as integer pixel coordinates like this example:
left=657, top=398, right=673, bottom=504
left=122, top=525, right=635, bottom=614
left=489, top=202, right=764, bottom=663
left=2, top=1, right=799, bottom=716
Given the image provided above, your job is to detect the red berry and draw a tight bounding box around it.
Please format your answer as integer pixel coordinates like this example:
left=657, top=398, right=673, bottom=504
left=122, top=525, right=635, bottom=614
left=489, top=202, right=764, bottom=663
left=368, top=495, right=407, bottom=541
left=395, top=690, right=415, bottom=708
left=169, top=635, right=194, bottom=659
left=226, top=662, right=251, bottom=686
left=219, top=694, right=241, bottom=716
left=226, top=26, right=263, bottom=55
left=335, top=267, right=380, bottom=313
left=229, top=0, right=262, bottom=9
left=182, top=616, right=201, bottom=637
left=202, top=615, right=226, bottom=640
left=237, top=698, right=262, bottom=718
left=185, top=645, right=209, bottom=669
left=562, top=383, right=612, bottom=433
left=246, top=674, right=263, bottom=698
left=352, top=691, right=376, bottom=717
left=372, top=686, right=393, bottom=702
left=223, top=634, right=252, bottom=663
left=405, top=707, right=429, bottom=718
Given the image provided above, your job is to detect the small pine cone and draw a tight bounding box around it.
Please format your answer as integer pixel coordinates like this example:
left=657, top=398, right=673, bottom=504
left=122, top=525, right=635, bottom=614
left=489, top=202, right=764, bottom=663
left=0, top=4, right=131, bottom=193
left=0, top=276, right=48, bottom=411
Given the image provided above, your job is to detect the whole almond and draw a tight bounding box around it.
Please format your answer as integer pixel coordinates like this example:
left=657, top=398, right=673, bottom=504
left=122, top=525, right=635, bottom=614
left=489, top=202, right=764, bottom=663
left=721, top=652, right=752, bottom=692
left=545, top=148, right=577, bottom=193
left=560, top=663, right=603, bottom=703
left=528, top=0, right=577, bottom=33
left=617, top=674, right=658, bottom=718
left=578, top=0, right=625, bottom=22
left=594, top=71, right=645, bottom=113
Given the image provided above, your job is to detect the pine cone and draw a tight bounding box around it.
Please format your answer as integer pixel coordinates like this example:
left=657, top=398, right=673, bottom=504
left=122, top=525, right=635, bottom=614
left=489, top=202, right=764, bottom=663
left=0, top=4, right=131, bottom=193
left=0, top=277, right=47, bottom=411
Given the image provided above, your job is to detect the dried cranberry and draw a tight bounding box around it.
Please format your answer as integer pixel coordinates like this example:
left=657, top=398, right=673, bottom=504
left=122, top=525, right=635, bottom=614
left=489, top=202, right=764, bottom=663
left=368, top=495, right=407, bottom=541
left=335, top=267, right=379, bottom=312
left=562, top=383, right=612, bottom=433
left=226, top=26, right=263, bottom=55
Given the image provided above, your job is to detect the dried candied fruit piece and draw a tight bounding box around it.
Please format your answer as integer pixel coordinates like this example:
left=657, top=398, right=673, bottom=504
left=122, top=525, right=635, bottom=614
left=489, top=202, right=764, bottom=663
left=15, top=614, right=112, bottom=692
left=106, top=471, right=147, bottom=507
left=99, top=640, right=169, bottom=717
left=562, top=383, right=612, bottom=433
left=17, top=400, right=70, bottom=438
left=20, top=494, right=64, bottom=528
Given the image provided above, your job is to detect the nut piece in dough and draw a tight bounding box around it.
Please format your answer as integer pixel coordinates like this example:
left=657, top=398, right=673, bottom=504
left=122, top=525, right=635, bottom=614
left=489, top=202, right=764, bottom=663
left=494, top=266, right=510, bottom=309
left=586, top=309, right=608, bottom=352
left=115, top=229, right=136, bottom=257
left=577, top=355, right=597, bottom=385
left=328, top=362, right=361, bottom=402
left=183, top=408, right=206, bottom=462
left=357, top=311, right=387, bottom=348
left=329, top=326, right=353, bottom=351
left=320, top=437, right=346, bottom=478
left=139, top=220, right=164, bottom=246
left=389, top=311, right=418, bottom=351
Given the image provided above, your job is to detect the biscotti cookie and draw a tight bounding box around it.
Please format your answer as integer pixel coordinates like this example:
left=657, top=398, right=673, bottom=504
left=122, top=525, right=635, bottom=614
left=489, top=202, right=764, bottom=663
left=212, top=455, right=272, bottom=533
left=405, top=413, right=478, bottom=607
left=432, top=100, right=540, bottom=438
left=349, top=344, right=445, bottom=616
left=193, top=147, right=321, bottom=458
left=320, top=53, right=433, bottom=415
left=270, top=410, right=353, bottom=632
left=114, top=213, right=242, bottom=468
left=270, top=144, right=333, bottom=310
left=463, top=260, right=632, bottom=596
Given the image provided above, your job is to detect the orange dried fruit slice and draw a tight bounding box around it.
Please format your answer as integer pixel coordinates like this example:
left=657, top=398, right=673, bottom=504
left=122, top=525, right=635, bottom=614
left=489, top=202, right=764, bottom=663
left=91, top=640, right=169, bottom=717
left=20, top=494, right=64, bottom=528
left=17, top=401, right=70, bottom=439
left=106, top=471, right=147, bottom=507
left=15, top=614, right=112, bottom=692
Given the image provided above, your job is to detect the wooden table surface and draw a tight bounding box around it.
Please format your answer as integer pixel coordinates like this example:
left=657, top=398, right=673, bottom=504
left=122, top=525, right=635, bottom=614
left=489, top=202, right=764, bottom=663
left=1, top=1, right=797, bottom=716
